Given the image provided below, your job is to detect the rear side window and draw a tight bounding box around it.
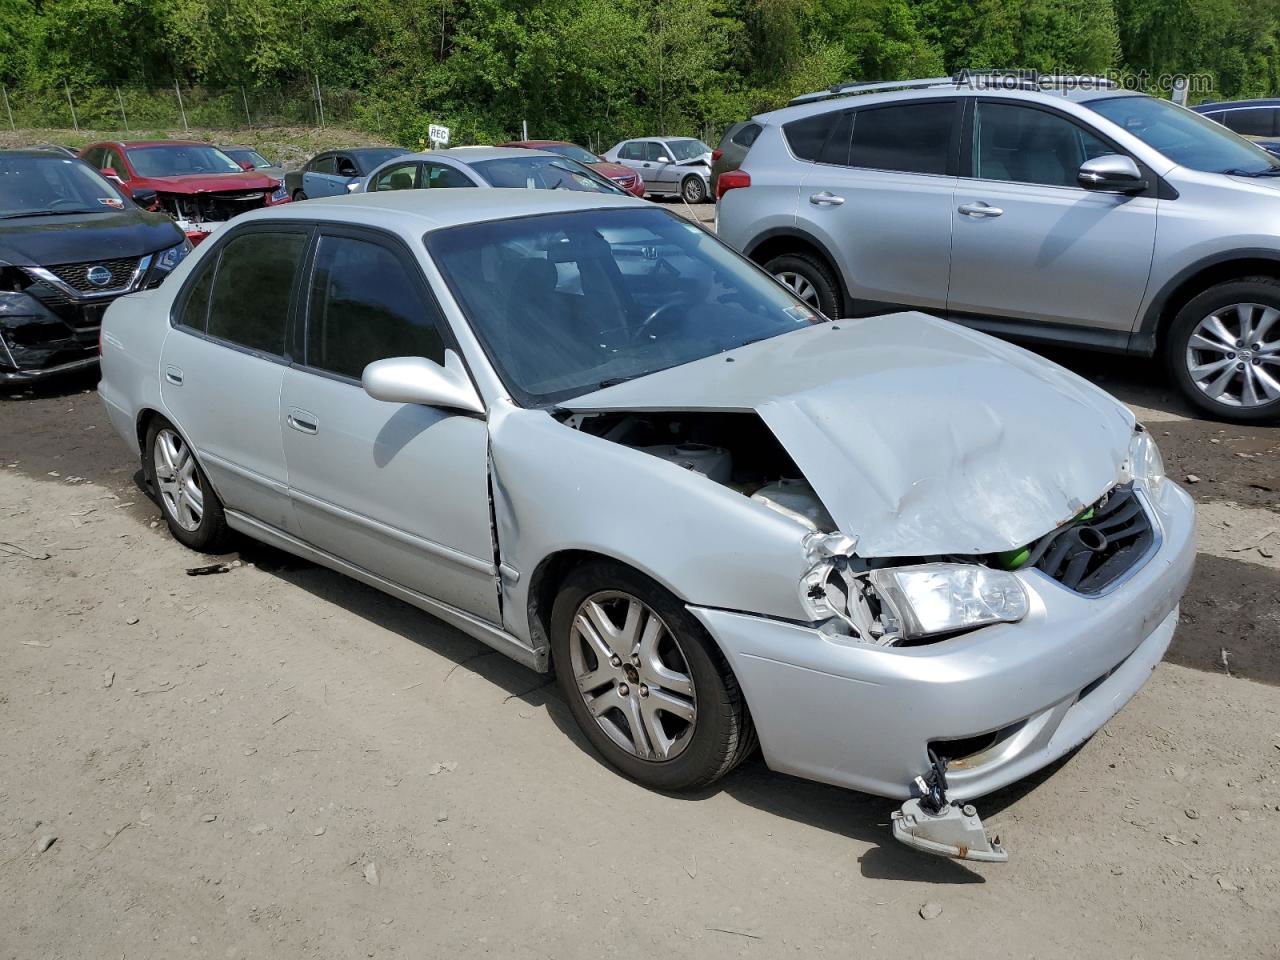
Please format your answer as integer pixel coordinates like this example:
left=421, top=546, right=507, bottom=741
left=371, top=162, right=418, bottom=191
left=731, top=123, right=762, bottom=148
left=304, top=234, right=446, bottom=380
left=1222, top=108, right=1279, bottom=137
left=421, top=163, right=476, bottom=188
left=849, top=101, right=956, bottom=175
left=206, top=232, right=307, bottom=356
left=783, top=112, right=837, bottom=161
left=619, top=142, right=643, bottom=160
left=177, top=255, right=216, bottom=332
left=312, top=156, right=337, bottom=175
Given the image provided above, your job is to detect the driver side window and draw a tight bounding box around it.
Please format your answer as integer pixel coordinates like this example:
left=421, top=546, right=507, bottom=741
left=645, top=142, right=669, bottom=162
left=336, top=156, right=358, bottom=177
left=974, top=102, right=1114, bottom=188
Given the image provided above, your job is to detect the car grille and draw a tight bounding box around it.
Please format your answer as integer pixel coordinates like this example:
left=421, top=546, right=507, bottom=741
left=44, top=256, right=141, bottom=292
left=1031, top=483, right=1154, bottom=595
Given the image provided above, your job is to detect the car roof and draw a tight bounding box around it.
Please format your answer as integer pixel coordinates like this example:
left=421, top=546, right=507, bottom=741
left=373, top=146, right=559, bottom=166
left=236, top=187, right=648, bottom=232
left=499, top=140, right=571, bottom=148
left=1193, top=98, right=1280, bottom=109
left=757, top=85, right=1149, bottom=124
left=111, top=140, right=211, bottom=149
left=0, top=148, right=81, bottom=159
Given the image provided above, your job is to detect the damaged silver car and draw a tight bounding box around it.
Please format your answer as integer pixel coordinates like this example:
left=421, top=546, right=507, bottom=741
left=98, top=190, right=1196, bottom=860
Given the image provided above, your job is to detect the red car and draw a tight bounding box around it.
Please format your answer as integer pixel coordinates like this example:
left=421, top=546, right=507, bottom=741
left=79, top=140, right=288, bottom=245
left=497, top=140, right=645, bottom=197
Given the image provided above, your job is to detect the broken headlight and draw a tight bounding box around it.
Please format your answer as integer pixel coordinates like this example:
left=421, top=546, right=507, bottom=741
left=1122, top=429, right=1167, bottom=507
left=868, top=564, right=1028, bottom=640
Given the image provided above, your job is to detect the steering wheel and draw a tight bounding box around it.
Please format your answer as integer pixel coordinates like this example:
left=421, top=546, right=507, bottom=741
left=632, top=300, right=691, bottom=343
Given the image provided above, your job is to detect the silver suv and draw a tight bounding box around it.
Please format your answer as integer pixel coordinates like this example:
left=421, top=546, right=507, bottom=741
left=717, top=73, right=1280, bottom=422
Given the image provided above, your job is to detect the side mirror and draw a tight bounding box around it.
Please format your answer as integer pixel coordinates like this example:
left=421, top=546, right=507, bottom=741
left=1077, top=154, right=1147, bottom=194
left=101, top=166, right=122, bottom=181
left=130, top=187, right=157, bottom=208
left=362, top=351, right=484, bottom=414
left=238, top=160, right=255, bottom=171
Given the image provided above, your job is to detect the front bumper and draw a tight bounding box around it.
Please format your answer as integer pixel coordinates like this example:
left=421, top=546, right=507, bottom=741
left=690, top=482, right=1196, bottom=801
left=1, top=291, right=103, bottom=381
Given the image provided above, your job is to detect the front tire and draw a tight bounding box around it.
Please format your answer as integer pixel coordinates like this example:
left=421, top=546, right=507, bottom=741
left=551, top=561, right=755, bottom=791
left=763, top=252, right=843, bottom=319
left=681, top=175, right=707, bottom=204
left=144, top=417, right=231, bottom=552
left=1166, top=278, right=1280, bottom=422
left=292, top=189, right=307, bottom=202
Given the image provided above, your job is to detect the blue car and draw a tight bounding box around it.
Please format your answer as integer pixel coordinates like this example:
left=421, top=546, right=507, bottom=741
left=284, top=148, right=411, bottom=201
left=1192, top=99, right=1280, bottom=157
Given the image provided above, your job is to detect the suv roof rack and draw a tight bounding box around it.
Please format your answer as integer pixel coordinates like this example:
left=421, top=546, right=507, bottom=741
left=786, top=69, right=1119, bottom=107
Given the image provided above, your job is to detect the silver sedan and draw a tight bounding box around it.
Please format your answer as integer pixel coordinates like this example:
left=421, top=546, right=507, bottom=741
left=98, top=189, right=1194, bottom=860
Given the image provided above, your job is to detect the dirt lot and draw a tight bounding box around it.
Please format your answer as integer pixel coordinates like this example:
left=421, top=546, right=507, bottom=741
left=2, top=346, right=1279, bottom=958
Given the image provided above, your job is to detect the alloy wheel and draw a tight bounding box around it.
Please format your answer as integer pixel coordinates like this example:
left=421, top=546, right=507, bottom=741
left=1185, top=302, right=1280, bottom=408
left=568, top=591, right=697, bottom=761
left=153, top=428, right=204, bottom=532
left=682, top=178, right=705, bottom=204
left=776, top=270, right=820, bottom=307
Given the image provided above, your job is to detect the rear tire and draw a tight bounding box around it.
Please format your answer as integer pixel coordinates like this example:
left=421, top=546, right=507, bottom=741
left=763, top=252, right=843, bottom=319
left=143, top=416, right=231, bottom=553
left=1165, top=277, right=1280, bottom=423
left=551, top=560, right=755, bottom=791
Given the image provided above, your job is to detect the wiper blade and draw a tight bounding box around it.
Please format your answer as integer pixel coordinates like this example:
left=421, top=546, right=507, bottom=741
left=1218, top=167, right=1280, bottom=177
left=0, top=208, right=99, bottom=219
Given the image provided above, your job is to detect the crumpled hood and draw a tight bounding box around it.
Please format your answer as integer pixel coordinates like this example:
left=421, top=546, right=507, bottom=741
left=138, top=171, right=277, bottom=194
left=564, top=312, right=1135, bottom=557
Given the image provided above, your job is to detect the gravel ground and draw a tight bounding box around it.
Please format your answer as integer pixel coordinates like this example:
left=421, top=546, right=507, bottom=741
left=2, top=335, right=1279, bottom=958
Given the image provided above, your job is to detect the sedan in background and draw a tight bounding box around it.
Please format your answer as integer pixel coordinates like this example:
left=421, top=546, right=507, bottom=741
left=1192, top=98, right=1280, bottom=156
left=498, top=140, right=645, bottom=196
left=0, top=149, right=187, bottom=381
left=357, top=147, right=626, bottom=195
left=80, top=140, right=286, bottom=245
left=603, top=137, right=714, bottom=203
left=219, top=145, right=288, bottom=183
left=285, top=148, right=410, bottom=201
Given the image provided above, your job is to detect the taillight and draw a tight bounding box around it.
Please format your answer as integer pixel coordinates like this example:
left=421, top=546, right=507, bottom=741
left=711, top=149, right=723, bottom=162
left=716, top=170, right=750, bottom=200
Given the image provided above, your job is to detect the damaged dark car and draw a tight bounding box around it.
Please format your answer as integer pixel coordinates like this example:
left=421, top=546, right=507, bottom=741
left=0, top=150, right=188, bottom=382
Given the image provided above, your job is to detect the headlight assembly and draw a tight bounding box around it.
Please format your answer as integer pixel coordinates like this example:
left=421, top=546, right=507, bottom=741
left=1124, top=430, right=1167, bottom=506
left=271, top=179, right=288, bottom=201
left=867, top=563, right=1028, bottom=640
left=153, top=239, right=192, bottom=275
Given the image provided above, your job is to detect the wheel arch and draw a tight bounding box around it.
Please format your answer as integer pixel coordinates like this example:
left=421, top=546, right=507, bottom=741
left=1138, top=250, right=1280, bottom=354
left=742, top=229, right=846, bottom=309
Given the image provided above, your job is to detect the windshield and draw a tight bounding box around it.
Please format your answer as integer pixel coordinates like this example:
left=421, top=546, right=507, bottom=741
left=225, top=148, right=269, bottom=168
left=127, top=144, right=243, bottom=177
left=470, top=156, right=623, bottom=194
left=667, top=139, right=711, bottom=161
left=427, top=207, right=821, bottom=406
left=0, top=154, right=130, bottom=218
left=1087, top=95, right=1280, bottom=175
left=538, top=143, right=601, bottom=165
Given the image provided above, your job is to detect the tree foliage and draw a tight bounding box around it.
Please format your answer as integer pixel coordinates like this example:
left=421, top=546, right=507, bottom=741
left=2, top=0, right=1277, bottom=143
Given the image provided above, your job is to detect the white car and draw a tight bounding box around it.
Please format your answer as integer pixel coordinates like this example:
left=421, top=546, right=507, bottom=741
left=98, top=189, right=1195, bottom=861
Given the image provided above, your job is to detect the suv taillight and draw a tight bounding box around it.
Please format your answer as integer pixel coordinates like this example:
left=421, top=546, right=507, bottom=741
left=711, top=149, right=723, bottom=162
left=716, top=170, right=750, bottom=200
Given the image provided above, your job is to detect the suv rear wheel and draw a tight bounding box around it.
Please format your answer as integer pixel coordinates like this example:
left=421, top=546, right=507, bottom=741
left=763, top=252, right=842, bottom=319
left=1167, top=278, right=1280, bottom=422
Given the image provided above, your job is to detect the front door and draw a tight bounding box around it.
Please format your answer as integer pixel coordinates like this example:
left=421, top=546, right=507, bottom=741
left=280, top=226, right=499, bottom=620
left=795, top=99, right=960, bottom=312
left=645, top=142, right=677, bottom=191
left=947, top=100, right=1159, bottom=334
left=160, top=225, right=310, bottom=533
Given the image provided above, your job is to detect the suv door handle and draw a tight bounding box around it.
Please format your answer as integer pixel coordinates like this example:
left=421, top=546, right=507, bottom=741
left=287, top=408, right=319, bottom=435
left=165, top=366, right=183, bottom=385
left=809, top=191, right=845, bottom=206
left=958, top=201, right=1004, bottom=218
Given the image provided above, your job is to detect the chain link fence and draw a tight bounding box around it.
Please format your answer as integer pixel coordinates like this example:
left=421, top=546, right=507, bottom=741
left=0, top=81, right=360, bottom=132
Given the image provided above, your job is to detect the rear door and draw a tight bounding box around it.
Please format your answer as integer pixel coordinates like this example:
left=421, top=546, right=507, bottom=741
left=946, top=99, right=1158, bottom=336
left=795, top=98, right=960, bottom=312
left=303, top=155, right=340, bottom=197
left=160, top=224, right=310, bottom=533
left=279, top=226, right=499, bottom=619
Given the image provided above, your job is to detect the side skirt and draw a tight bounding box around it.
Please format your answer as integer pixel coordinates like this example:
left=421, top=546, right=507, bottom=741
left=224, top=509, right=547, bottom=672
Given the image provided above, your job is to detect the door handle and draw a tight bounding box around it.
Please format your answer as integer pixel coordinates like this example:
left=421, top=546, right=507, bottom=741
left=287, top=408, right=319, bottom=435
left=809, top=191, right=845, bottom=206
left=165, top=366, right=183, bottom=385
left=958, top=201, right=1004, bottom=218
